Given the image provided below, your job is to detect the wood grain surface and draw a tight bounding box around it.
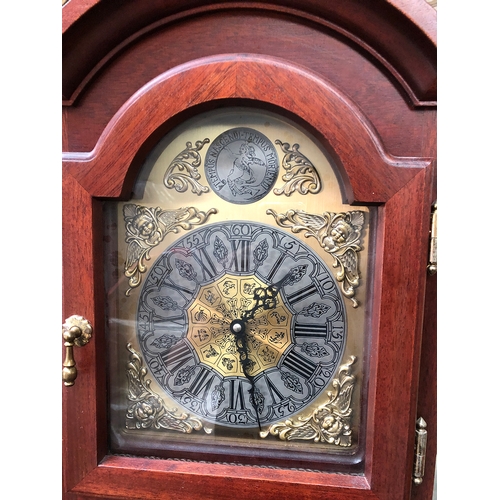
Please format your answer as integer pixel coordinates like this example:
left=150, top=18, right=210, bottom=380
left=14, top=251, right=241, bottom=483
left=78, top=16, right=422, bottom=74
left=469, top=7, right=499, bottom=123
left=62, top=2, right=436, bottom=499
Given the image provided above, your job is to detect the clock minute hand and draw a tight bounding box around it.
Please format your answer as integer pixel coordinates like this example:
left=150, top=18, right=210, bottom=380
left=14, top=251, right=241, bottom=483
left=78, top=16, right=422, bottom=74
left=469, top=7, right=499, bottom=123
left=236, top=275, right=288, bottom=426
left=235, top=264, right=307, bottom=431
left=230, top=320, right=262, bottom=431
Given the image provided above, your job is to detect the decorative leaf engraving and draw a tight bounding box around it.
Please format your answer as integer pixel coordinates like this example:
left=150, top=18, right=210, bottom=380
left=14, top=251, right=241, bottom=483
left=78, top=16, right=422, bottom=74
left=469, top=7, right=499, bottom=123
left=202, top=344, right=219, bottom=359
left=274, top=140, right=322, bottom=196
left=194, top=307, right=209, bottom=322
left=194, top=329, right=209, bottom=342
left=299, top=302, right=330, bottom=317
left=261, top=356, right=356, bottom=446
left=123, top=204, right=217, bottom=295
left=243, top=358, right=257, bottom=374
left=250, top=387, right=265, bottom=415
left=221, top=357, right=234, bottom=371
left=211, top=383, right=225, bottom=411
left=267, top=209, right=365, bottom=307
left=269, top=333, right=285, bottom=345
left=282, top=264, right=307, bottom=286
left=243, top=283, right=256, bottom=295
left=253, top=239, right=269, bottom=268
left=151, top=334, right=179, bottom=350
left=281, top=371, right=303, bottom=393
left=175, top=259, right=197, bottom=282
left=260, top=346, right=278, bottom=363
left=221, top=280, right=236, bottom=296
left=300, top=342, right=328, bottom=357
left=125, top=343, right=203, bottom=433
left=152, top=296, right=179, bottom=311
left=163, top=139, right=210, bottom=195
left=270, top=311, right=286, bottom=325
left=204, top=289, right=218, bottom=305
left=174, top=365, right=196, bottom=385
left=213, top=236, right=229, bottom=266
left=215, top=333, right=236, bottom=354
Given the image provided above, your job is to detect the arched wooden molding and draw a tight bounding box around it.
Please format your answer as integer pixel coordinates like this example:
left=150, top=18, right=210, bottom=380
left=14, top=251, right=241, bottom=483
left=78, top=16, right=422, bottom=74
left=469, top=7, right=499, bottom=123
left=62, top=1, right=436, bottom=106
left=63, top=54, right=431, bottom=204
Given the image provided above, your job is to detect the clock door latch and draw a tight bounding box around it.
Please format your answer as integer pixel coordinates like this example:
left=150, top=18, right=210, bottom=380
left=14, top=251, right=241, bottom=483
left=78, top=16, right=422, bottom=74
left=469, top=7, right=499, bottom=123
left=413, top=417, right=428, bottom=485
left=427, top=203, right=437, bottom=275
left=62, top=315, right=93, bottom=387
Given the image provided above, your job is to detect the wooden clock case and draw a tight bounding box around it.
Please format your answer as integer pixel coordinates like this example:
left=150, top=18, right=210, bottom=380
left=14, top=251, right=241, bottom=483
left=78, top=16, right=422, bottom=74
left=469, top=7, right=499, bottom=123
left=62, top=1, right=437, bottom=499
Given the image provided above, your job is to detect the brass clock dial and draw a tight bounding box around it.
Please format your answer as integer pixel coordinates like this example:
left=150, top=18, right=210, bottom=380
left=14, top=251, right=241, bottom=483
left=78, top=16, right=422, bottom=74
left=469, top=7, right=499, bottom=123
left=137, top=220, right=346, bottom=428
left=105, top=107, right=369, bottom=462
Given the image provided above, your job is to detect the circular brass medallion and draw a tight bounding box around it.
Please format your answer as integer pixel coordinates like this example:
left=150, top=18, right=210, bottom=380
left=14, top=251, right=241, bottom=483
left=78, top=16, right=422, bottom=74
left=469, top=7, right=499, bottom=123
left=204, top=127, right=279, bottom=204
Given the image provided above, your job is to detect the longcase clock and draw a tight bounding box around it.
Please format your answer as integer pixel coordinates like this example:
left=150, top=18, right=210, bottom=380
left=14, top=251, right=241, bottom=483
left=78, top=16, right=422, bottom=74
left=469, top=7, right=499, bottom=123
left=62, top=1, right=437, bottom=499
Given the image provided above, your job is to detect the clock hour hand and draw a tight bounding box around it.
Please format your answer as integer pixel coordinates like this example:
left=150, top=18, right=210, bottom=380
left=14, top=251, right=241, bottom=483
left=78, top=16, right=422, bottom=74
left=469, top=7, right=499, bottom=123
left=233, top=265, right=307, bottom=430
left=241, top=264, right=307, bottom=322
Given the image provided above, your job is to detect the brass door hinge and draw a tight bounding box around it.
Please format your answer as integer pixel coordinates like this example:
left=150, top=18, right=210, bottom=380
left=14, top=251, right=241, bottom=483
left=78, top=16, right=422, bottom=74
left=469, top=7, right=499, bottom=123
left=413, top=417, right=428, bottom=485
left=427, top=203, right=437, bottom=275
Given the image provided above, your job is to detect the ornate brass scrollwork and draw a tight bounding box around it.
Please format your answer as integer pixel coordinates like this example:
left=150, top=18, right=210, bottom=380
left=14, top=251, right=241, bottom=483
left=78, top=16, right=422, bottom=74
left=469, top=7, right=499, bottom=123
left=267, top=209, right=365, bottom=307
left=163, top=139, right=210, bottom=195
left=125, top=344, right=204, bottom=433
left=273, top=140, right=321, bottom=196
left=62, top=315, right=93, bottom=387
left=260, top=356, right=356, bottom=445
left=123, top=204, right=217, bottom=295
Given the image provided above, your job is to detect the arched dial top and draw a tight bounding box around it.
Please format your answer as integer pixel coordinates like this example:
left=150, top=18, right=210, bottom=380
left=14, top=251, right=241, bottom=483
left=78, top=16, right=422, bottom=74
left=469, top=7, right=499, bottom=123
left=137, top=221, right=347, bottom=428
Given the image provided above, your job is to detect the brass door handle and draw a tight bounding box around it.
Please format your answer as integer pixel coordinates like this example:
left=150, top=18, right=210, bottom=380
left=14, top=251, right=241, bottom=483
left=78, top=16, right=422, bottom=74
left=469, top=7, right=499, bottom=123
left=62, top=315, right=93, bottom=386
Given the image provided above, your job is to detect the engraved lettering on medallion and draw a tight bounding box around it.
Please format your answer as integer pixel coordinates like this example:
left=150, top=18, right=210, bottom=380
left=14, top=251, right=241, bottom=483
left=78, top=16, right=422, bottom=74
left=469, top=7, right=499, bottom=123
left=204, top=128, right=280, bottom=204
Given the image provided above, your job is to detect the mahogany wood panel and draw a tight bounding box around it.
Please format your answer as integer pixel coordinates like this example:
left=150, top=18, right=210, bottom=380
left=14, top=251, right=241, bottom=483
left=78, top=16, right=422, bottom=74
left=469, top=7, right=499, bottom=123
left=411, top=165, right=437, bottom=500
left=73, top=455, right=374, bottom=500
left=365, top=168, right=434, bottom=499
left=63, top=55, right=430, bottom=204
left=62, top=0, right=436, bottom=104
left=62, top=2, right=436, bottom=158
left=411, top=272, right=437, bottom=500
left=62, top=1, right=436, bottom=499
left=62, top=173, right=108, bottom=489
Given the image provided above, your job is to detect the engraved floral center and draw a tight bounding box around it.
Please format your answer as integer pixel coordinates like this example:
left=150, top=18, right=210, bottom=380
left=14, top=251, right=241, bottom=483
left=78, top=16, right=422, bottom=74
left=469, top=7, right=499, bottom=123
left=186, top=274, right=293, bottom=377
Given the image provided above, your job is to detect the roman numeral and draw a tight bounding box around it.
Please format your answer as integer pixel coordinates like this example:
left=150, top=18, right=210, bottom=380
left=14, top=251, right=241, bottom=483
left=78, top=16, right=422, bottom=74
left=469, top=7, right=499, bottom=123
left=266, top=253, right=287, bottom=282
left=162, top=279, right=195, bottom=297
left=153, top=313, right=186, bottom=334
left=287, top=283, right=318, bottom=305
left=262, top=374, right=284, bottom=404
left=189, top=367, right=215, bottom=398
left=294, top=322, right=328, bottom=338
left=161, top=341, right=193, bottom=373
left=281, top=350, right=317, bottom=380
left=229, top=240, right=251, bottom=272
left=228, top=380, right=247, bottom=410
left=190, top=247, right=218, bottom=281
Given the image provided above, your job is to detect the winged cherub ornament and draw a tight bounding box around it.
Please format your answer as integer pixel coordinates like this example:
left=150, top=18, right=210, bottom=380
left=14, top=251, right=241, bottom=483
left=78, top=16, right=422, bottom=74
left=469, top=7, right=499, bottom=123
left=267, top=209, right=365, bottom=307
left=122, top=204, right=217, bottom=296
